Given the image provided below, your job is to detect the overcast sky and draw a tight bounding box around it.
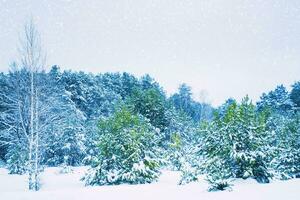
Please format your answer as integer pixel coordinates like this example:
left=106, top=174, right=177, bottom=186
left=0, top=0, right=300, bottom=106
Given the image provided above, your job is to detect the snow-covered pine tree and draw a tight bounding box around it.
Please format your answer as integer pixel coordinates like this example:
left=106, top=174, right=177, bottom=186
left=257, top=85, right=293, bottom=115
left=269, top=112, right=300, bottom=179
left=82, top=106, right=161, bottom=186
left=164, top=108, right=201, bottom=185
left=58, top=97, right=86, bottom=168
left=41, top=66, right=87, bottom=167
left=290, top=82, right=300, bottom=110
left=127, top=87, right=169, bottom=132
left=168, top=132, right=185, bottom=171
left=0, top=72, right=10, bottom=162
left=200, top=97, right=271, bottom=190
left=0, top=68, right=29, bottom=174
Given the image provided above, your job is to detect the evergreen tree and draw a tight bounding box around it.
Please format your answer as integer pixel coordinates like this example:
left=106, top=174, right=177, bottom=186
left=257, top=85, right=293, bottom=115
left=41, top=66, right=87, bottom=167
left=290, top=82, right=300, bottom=109
left=200, top=97, right=271, bottom=190
left=0, top=72, right=11, bottom=161
left=83, top=106, right=161, bottom=186
left=128, top=87, right=169, bottom=131
left=269, top=112, right=300, bottom=179
left=170, top=83, right=213, bottom=122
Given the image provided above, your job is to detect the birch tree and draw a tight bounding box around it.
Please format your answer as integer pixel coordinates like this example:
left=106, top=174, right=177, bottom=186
left=19, top=19, right=45, bottom=191
left=0, top=19, right=45, bottom=190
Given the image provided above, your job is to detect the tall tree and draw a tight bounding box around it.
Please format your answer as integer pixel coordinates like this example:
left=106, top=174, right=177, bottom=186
left=0, top=19, right=46, bottom=191
left=128, top=87, right=169, bottom=131
left=290, top=82, right=300, bottom=109
left=257, top=85, right=293, bottom=115
left=18, top=19, right=46, bottom=191
left=170, top=83, right=208, bottom=122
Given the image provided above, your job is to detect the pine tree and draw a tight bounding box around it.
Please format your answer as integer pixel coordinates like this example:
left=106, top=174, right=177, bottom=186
left=290, top=82, right=300, bottom=109
left=128, top=87, right=169, bottom=131
left=82, top=106, right=161, bottom=186
left=170, top=83, right=213, bottom=122
left=41, top=66, right=87, bottom=167
left=269, top=112, right=300, bottom=179
left=257, top=85, right=293, bottom=115
left=200, top=97, right=271, bottom=190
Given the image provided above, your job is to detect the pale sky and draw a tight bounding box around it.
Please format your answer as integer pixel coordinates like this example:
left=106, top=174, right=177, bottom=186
left=0, top=0, right=300, bottom=106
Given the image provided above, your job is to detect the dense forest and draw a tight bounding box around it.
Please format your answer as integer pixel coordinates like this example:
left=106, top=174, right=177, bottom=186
left=0, top=21, right=300, bottom=192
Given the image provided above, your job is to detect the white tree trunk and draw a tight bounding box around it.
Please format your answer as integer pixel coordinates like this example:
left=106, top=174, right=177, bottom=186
left=28, top=67, right=34, bottom=190
left=34, top=88, right=39, bottom=191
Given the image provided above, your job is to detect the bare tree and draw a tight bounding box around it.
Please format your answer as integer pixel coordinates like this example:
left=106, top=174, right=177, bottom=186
left=198, top=90, right=213, bottom=121
left=25, top=19, right=43, bottom=191
left=0, top=19, right=80, bottom=191
left=18, top=19, right=45, bottom=191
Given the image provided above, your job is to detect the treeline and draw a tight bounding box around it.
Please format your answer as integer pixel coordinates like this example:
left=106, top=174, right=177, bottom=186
left=0, top=66, right=213, bottom=181
left=1, top=64, right=299, bottom=191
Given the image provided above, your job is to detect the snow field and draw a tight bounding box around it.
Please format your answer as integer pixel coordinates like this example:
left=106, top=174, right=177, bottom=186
left=1, top=167, right=300, bottom=200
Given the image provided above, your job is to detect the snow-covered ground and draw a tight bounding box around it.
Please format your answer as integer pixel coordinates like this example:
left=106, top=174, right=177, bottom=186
left=0, top=167, right=300, bottom=200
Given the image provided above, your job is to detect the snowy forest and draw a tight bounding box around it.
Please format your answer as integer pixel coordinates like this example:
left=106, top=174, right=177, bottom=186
left=0, top=20, right=300, bottom=196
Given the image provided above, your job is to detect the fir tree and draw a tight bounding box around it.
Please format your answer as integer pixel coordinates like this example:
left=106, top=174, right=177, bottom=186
left=82, top=106, right=161, bottom=186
